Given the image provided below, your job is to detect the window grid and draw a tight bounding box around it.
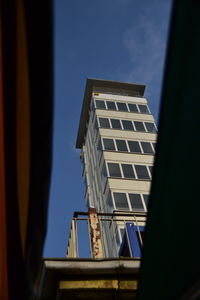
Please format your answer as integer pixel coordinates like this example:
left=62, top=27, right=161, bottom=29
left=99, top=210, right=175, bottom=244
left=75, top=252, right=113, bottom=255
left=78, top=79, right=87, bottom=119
left=101, top=137, right=156, bottom=155
left=94, top=99, right=151, bottom=114
left=107, top=162, right=152, bottom=180
left=112, top=191, right=149, bottom=212
left=98, top=117, right=157, bottom=133
left=113, top=192, right=130, bottom=211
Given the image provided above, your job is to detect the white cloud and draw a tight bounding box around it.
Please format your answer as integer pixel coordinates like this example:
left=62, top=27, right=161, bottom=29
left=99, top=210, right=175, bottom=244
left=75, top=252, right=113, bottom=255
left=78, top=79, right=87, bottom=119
left=121, top=2, right=171, bottom=119
left=124, top=12, right=167, bottom=85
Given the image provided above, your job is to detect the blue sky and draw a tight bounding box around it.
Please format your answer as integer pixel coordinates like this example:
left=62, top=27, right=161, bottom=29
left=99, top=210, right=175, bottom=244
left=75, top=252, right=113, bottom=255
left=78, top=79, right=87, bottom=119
left=43, top=0, right=172, bottom=257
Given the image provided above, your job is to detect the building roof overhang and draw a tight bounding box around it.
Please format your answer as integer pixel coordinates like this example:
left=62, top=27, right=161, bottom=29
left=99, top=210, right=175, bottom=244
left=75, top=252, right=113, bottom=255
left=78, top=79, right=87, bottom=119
left=76, top=78, right=145, bottom=148
left=38, top=258, right=140, bottom=300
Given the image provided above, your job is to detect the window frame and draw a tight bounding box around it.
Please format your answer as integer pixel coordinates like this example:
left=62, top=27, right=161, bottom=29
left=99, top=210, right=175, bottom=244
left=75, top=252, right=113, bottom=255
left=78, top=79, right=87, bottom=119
left=102, top=138, right=116, bottom=151
left=144, top=122, right=157, bottom=133
left=138, top=104, right=150, bottom=114
left=113, top=192, right=130, bottom=211
left=128, top=193, right=145, bottom=212
left=134, top=164, right=151, bottom=180
left=107, top=162, right=122, bottom=178
left=116, top=102, right=129, bottom=112
left=111, top=191, right=148, bottom=213
left=106, top=162, right=152, bottom=181
left=95, top=99, right=106, bottom=109
left=97, top=117, right=157, bottom=133
left=110, top=118, right=122, bottom=130
left=106, top=101, right=117, bottom=111
left=98, top=117, right=111, bottom=129
left=121, top=119, right=135, bottom=131
left=140, top=141, right=154, bottom=154
left=115, top=139, right=129, bottom=152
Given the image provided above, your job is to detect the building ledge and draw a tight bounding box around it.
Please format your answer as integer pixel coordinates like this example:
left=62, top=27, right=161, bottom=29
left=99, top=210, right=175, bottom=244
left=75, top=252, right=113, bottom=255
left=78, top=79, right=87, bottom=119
left=37, top=258, right=140, bottom=299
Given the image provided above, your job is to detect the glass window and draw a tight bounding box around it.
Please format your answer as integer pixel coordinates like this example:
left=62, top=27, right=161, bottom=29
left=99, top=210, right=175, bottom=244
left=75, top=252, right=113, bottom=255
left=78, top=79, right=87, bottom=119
left=134, top=121, right=146, bottom=132
left=99, top=118, right=110, bottom=128
left=143, top=194, right=149, bottom=207
left=107, top=101, right=116, bottom=110
left=95, top=100, right=106, bottom=109
left=101, top=162, right=107, bottom=177
left=116, top=140, right=128, bottom=152
left=135, top=165, right=150, bottom=180
left=145, top=122, right=157, bottom=133
left=94, top=118, right=98, bottom=130
left=107, top=163, right=122, bottom=177
left=121, top=164, right=135, bottom=178
left=106, top=192, right=113, bottom=211
left=152, top=142, right=157, bottom=152
left=111, top=119, right=122, bottom=129
left=141, top=142, right=154, bottom=154
left=138, top=104, right=149, bottom=114
left=103, top=138, right=115, bottom=151
left=97, top=138, right=102, bottom=151
left=128, top=103, right=139, bottom=113
left=129, top=194, right=144, bottom=211
left=148, top=166, right=153, bottom=176
left=117, top=102, right=128, bottom=111
left=113, top=192, right=129, bottom=210
left=128, top=141, right=141, bottom=153
left=122, top=120, right=134, bottom=130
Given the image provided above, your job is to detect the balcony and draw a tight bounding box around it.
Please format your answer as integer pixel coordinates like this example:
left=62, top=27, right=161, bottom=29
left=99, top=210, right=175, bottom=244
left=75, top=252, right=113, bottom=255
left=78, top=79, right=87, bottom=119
left=66, top=209, right=146, bottom=259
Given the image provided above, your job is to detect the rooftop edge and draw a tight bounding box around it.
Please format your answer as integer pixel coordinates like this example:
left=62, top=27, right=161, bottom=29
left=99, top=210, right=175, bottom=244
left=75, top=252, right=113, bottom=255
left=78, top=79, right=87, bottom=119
left=76, top=78, right=146, bottom=148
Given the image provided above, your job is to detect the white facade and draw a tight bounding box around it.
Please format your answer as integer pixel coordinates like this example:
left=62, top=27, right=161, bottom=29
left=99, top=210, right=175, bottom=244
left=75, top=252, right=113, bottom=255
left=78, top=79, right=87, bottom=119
left=76, top=79, right=157, bottom=257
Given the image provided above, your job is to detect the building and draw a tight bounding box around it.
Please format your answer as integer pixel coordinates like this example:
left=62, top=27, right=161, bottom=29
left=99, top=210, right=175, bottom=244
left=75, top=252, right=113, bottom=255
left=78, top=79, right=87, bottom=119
left=75, top=78, right=157, bottom=258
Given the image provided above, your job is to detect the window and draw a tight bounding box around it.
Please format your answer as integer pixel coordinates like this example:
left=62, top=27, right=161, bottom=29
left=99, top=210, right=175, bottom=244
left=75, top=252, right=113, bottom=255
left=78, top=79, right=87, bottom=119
left=152, top=142, right=157, bottom=152
left=107, top=163, right=122, bottom=177
left=117, top=102, right=128, bottom=111
left=122, top=120, right=134, bottom=130
left=138, top=104, right=149, bottom=114
left=103, top=138, right=115, bottom=151
left=148, top=166, right=153, bottom=176
left=101, top=162, right=107, bottom=177
left=141, top=142, right=154, bottom=154
left=111, top=119, right=122, bottom=129
left=116, top=140, right=128, bottom=152
left=99, top=118, right=110, bottom=128
left=143, top=194, right=149, bottom=208
left=95, top=100, right=106, bottom=109
left=128, top=141, right=141, bottom=153
left=145, top=122, right=157, bottom=133
left=134, top=121, right=146, bottom=132
left=106, top=192, right=113, bottom=211
left=122, top=164, right=135, bottom=179
left=129, top=194, right=144, bottom=211
left=113, top=192, right=129, bottom=210
left=135, top=165, right=150, bottom=180
left=94, top=118, right=98, bottom=130
left=97, top=138, right=102, bottom=151
left=107, top=101, right=116, bottom=110
left=128, top=103, right=138, bottom=113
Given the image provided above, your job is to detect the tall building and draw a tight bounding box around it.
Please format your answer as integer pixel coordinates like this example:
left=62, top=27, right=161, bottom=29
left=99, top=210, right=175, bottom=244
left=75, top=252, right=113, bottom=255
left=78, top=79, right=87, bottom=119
left=76, top=78, right=157, bottom=257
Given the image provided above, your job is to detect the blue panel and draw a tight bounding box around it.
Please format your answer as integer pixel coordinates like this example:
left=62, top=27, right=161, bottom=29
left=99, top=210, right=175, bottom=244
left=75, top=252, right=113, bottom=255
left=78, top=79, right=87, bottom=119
left=118, top=223, right=145, bottom=258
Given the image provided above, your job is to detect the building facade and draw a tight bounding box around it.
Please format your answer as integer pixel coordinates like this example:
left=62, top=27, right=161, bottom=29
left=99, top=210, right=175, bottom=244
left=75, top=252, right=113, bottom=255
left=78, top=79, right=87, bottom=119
left=76, top=79, right=157, bottom=257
